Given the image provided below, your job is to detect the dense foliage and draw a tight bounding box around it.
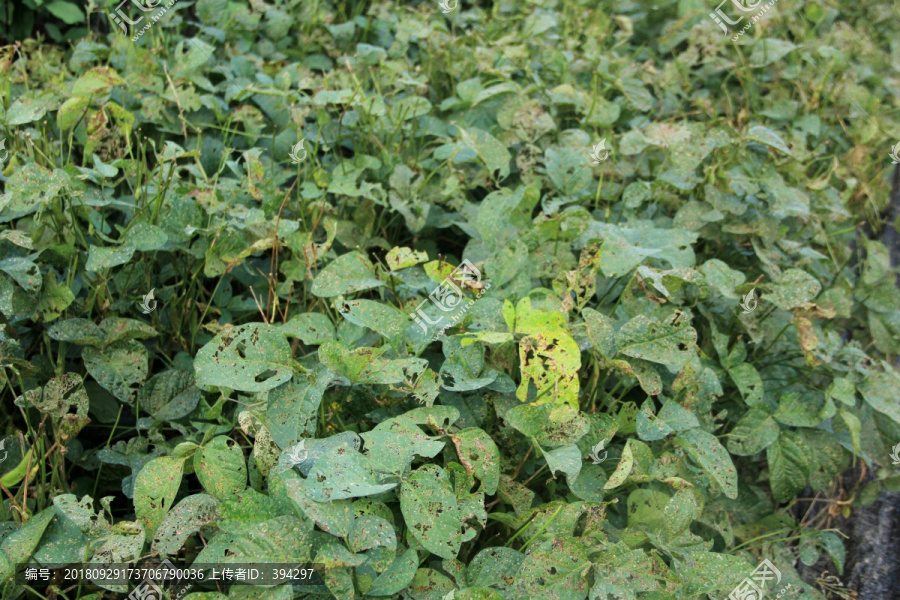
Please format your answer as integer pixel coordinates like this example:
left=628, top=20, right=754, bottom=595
left=1, top=0, right=900, bottom=599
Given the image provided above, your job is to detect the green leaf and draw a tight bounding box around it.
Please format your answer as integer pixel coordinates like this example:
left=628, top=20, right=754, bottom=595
left=450, top=428, right=500, bottom=495
left=604, top=439, right=652, bottom=490
left=134, top=456, right=185, bottom=540
left=802, top=429, right=849, bottom=492
left=583, top=307, right=617, bottom=358
left=0, top=164, right=67, bottom=223
left=860, top=370, right=900, bottom=425
left=361, top=427, right=444, bottom=476
left=616, top=314, right=697, bottom=371
left=467, top=547, right=526, bottom=588
left=366, top=548, right=419, bottom=596
left=123, top=222, right=167, bottom=251
left=817, top=530, right=846, bottom=575
left=658, top=399, right=700, bottom=432
left=195, top=515, right=313, bottom=563
left=636, top=398, right=675, bottom=441
left=767, top=431, right=812, bottom=503
left=266, top=371, right=332, bottom=448
left=0, top=507, right=56, bottom=575
left=194, top=436, right=247, bottom=500
left=46, top=1, right=85, bottom=24
left=748, top=40, right=797, bottom=68
left=727, top=408, right=780, bottom=456
left=664, top=488, right=701, bottom=540
left=153, top=494, right=218, bottom=555
left=311, top=251, right=383, bottom=297
left=302, top=445, right=396, bottom=502
left=627, top=488, right=670, bottom=529
left=337, top=298, right=410, bottom=347
left=619, top=77, right=654, bottom=111
left=281, top=313, right=335, bottom=345
left=671, top=551, right=750, bottom=596
left=319, top=341, right=427, bottom=385
left=5, top=92, right=55, bottom=127
left=728, top=363, right=764, bottom=406
left=137, top=368, right=201, bottom=421
left=0, top=257, right=41, bottom=294
left=217, top=488, right=282, bottom=530
left=195, top=323, right=294, bottom=392
left=85, top=244, right=137, bottom=271
left=458, top=127, right=511, bottom=180
left=636, top=398, right=699, bottom=441
left=386, top=246, right=429, bottom=271
left=545, top=147, right=591, bottom=195
left=400, top=464, right=464, bottom=559
left=774, top=391, right=828, bottom=427
left=349, top=515, right=396, bottom=555
left=767, top=269, right=821, bottom=311
left=674, top=429, right=738, bottom=499
left=47, top=318, right=105, bottom=345
left=93, top=519, right=144, bottom=564
left=513, top=538, right=590, bottom=600
left=838, top=408, right=861, bottom=457
left=543, top=444, right=582, bottom=480
left=71, top=67, right=126, bottom=97
left=83, top=340, right=148, bottom=402
left=505, top=403, right=590, bottom=448
left=827, top=377, right=856, bottom=407
left=99, top=317, right=158, bottom=344
left=57, top=96, right=90, bottom=129
left=284, top=476, right=353, bottom=537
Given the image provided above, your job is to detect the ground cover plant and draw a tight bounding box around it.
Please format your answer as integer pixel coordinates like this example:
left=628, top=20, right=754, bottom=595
left=1, top=0, right=900, bottom=598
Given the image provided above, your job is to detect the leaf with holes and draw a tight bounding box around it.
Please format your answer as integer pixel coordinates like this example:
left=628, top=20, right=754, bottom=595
left=517, top=329, right=581, bottom=408
left=195, top=323, right=294, bottom=392
left=137, top=368, right=201, bottom=421
left=336, top=298, right=410, bottom=347
left=450, top=428, right=500, bottom=495
left=400, top=464, right=465, bottom=559
left=674, top=429, right=738, bottom=499
left=727, top=408, right=780, bottom=456
left=83, top=340, right=148, bottom=403
left=281, top=313, right=335, bottom=345
left=301, top=445, right=396, bottom=502
left=194, top=436, right=247, bottom=500
left=319, top=341, right=427, bottom=385
left=153, top=494, right=218, bottom=555
left=133, top=456, right=185, bottom=540
left=311, top=251, right=383, bottom=297
left=616, top=314, right=697, bottom=371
